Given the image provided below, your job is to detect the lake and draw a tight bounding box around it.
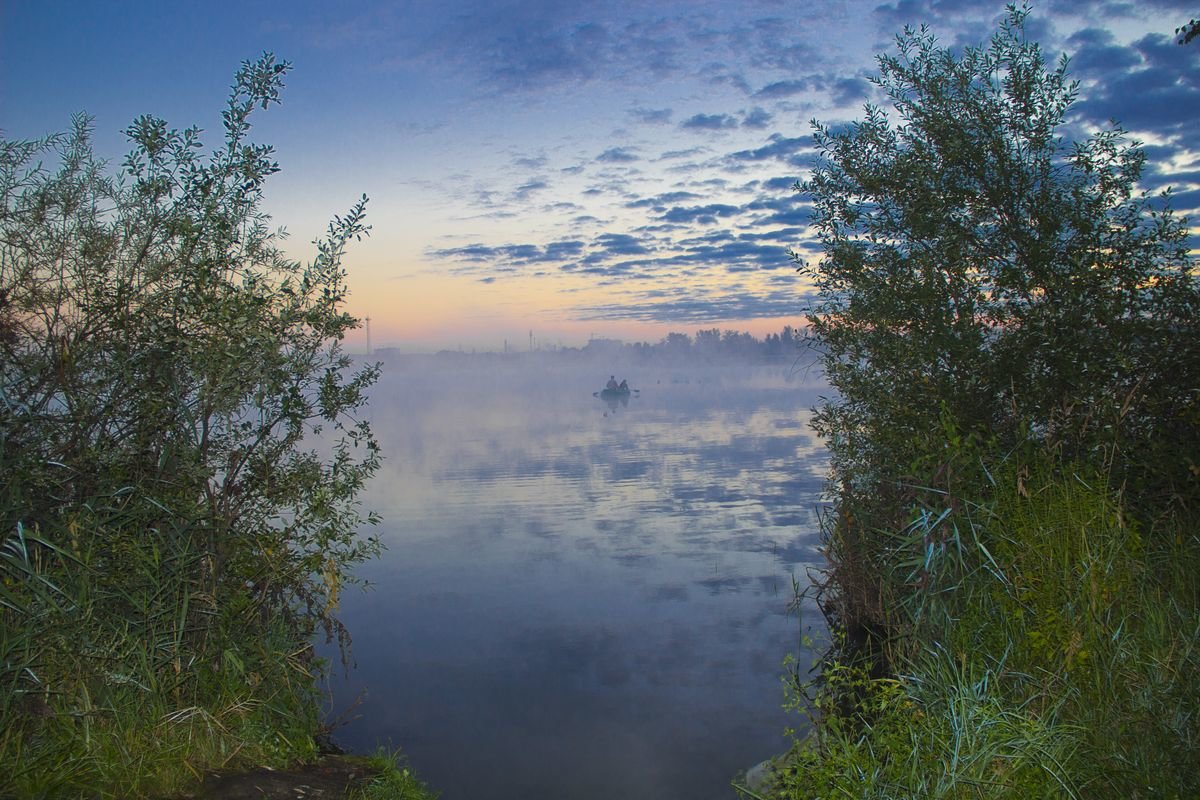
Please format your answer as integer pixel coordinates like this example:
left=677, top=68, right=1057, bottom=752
left=322, top=355, right=830, bottom=799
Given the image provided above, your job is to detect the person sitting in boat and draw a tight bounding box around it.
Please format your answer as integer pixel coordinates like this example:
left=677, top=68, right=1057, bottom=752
left=606, top=376, right=619, bottom=390
left=618, top=379, right=628, bottom=391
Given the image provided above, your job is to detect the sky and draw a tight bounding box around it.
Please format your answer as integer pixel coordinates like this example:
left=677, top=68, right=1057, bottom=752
left=2, top=0, right=1198, bottom=353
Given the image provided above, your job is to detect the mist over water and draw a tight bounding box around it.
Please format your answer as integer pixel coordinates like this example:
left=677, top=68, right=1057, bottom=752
left=323, top=355, right=830, bottom=800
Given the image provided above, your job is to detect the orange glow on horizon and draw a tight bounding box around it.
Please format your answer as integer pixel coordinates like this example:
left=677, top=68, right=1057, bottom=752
left=339, top=249, right=810, bottom=354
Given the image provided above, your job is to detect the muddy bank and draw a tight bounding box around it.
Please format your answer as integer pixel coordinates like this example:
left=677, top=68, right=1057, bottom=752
left=172, top=755, right=377, bottom=800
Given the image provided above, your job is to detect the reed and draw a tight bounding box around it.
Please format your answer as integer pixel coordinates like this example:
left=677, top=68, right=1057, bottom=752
left=749, top=456, right=1200, bottom=799
left=0, top=514, right=323, bottom=798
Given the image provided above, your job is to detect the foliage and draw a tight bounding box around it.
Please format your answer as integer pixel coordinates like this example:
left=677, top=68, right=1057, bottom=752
left=796, top=0, right=1199, bottom=671
left=757, top=461, right=1200, bottom=799
left=353, top=750, right=441, bottom=800
left=0, top=53, right=382, bottom=794
left=758, top=657, right=1081, bottom=799
left=774, top=5, right=1200, bottom=799
left=798, top=3, right=1199, bottom=524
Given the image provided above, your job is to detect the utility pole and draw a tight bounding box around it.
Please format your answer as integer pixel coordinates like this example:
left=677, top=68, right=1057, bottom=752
left=365, top=316, right=372, bottom=356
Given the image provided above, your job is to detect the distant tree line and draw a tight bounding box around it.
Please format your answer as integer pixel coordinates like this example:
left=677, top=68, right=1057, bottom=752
left=608, top=325, right=805, bottom=362
left=421, top=325, right=811, bottom=363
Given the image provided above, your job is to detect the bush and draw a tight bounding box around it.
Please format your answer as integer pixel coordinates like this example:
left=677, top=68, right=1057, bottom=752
left=0, top=54, right=381, bottom=795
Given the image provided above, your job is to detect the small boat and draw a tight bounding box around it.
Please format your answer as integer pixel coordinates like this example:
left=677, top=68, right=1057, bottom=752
left=598, top=387, right=632, bottom=399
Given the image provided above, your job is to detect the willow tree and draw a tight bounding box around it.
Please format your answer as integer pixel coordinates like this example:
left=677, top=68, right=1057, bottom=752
left=1, top=55, right=381, bottom=785
left=799, top=6, right=1199, bottom=640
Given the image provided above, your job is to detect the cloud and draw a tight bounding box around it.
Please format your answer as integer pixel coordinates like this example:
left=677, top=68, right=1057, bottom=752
left=381, top=1, right=1197, bottom=338
left=574, top=289, right=814, bottom=325
left=512, top=153, right=550, bottom=170
left=629, top=106, right=673, bottom=124
left=365, top=3, right=734, bottom=94
left=673, top=236, right=795, bottom=270
left=482, top=22, right=612, bottom=88
left=1049, top=0, right=1200, bottom=18
left=544, top=240, right=589, bottom=260
left=741, top=107, right=773, bottom=129
left=681, top=113, right=739, bottom=131
left=659, top=147, right=708, bottom=160
left=429, top=239, right=586, bottom=267
left=728, top=134, right=812, bottom=165
left=760, top=176, right=801, bottom=192
left=745, top=194, right=813, bottom=227
left=1142, top=164, right=1200, bottom=195
left=430, top=185, right=807, bottom=281
left=871, top=0, right=1009, bottom=28
left=753, top=78, right=811, bottom=98
left=1069, top=34, right=1200, bottom=137
left=830, top=76, right=869, bottom=106
left=596, top=146, right=640, bottom=163
left=513, top=180, right=549, bottom=200
left=759, top=207, right=811, bottom=226
left=659, top=204, right=742, bottom=224
left=702, top=68, right=754, bottom=96
left=625, top=191, right=704, bottom=210
left=1165, top=186, right=1200, bottom=211
left=1064, top=27, right=1141, bottom=72
left=593, top=232, right=652, bottom=256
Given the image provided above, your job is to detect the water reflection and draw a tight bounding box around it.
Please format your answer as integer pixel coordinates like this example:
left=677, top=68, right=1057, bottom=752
left=595, top=388, right=632, bottom=415
left=325, top=359, right=829, bottom=800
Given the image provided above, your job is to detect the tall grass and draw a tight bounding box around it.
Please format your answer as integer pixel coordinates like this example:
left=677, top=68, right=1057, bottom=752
left=750, top=454, right=1200, bottom=799
left=0, top=510, right=325, bottom=798
left=351, top=750, right=441, bottom=800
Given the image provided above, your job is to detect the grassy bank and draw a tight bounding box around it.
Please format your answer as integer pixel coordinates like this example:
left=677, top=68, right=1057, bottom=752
left=745, top=452, right=1199, bottom=798
left=353, top=753, right=440, bottom=800
left=1, top=520, right=303, bottom=796
left=0, top=445, right=440, bottom=794
left=0, top=518, right=439, bottom=798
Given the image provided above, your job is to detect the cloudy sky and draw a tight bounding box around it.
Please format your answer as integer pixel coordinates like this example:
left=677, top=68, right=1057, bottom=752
left=3, top=0, right=1197, bottom=352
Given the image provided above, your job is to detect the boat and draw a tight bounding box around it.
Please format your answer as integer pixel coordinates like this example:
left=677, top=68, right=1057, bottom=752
left=598, top=387, right=632, bottom=399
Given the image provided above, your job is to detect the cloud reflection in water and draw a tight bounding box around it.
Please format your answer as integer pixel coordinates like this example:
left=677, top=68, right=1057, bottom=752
left=326, top=358, right=829, bottom=800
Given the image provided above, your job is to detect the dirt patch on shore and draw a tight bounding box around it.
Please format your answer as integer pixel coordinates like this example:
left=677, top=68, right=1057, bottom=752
left=177, top=755, right=376, bottom=799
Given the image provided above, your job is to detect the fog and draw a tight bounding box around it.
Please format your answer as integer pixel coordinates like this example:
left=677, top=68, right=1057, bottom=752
left=322, top=353, right=830, bottom=800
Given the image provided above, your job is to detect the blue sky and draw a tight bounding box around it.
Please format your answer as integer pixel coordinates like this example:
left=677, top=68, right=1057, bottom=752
left=2, top=0, right=1197, bottom=351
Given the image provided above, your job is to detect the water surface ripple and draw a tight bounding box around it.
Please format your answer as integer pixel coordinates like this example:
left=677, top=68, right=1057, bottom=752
left=325, top=359, right=829, bottom=800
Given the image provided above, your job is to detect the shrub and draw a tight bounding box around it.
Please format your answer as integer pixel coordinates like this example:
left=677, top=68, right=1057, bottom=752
left=0, top=54, right=381, bottom=795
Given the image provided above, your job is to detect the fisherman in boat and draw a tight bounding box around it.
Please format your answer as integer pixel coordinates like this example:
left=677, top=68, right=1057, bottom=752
left=618, top=379, right=628, bottom=391
left=606, top=376, right=619, bottom=390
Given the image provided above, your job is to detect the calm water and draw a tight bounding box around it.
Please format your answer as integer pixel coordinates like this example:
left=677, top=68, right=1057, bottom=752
left=323, top=357, right=830, bottom=800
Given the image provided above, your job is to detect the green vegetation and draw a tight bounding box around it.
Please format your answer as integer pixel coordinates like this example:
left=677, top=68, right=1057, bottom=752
left=353, top=750, right=440, bottom=800
left=751, top=6, right=1200, bottom=798
left=0, top=55, right=403, bottom=797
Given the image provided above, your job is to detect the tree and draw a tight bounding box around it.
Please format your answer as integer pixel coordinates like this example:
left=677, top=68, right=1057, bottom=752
left=797, top=5, right=1199, bottom=649
left=800, top=5, right=1198, bottom=510
left=1, top=54, right=380, bottom=679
